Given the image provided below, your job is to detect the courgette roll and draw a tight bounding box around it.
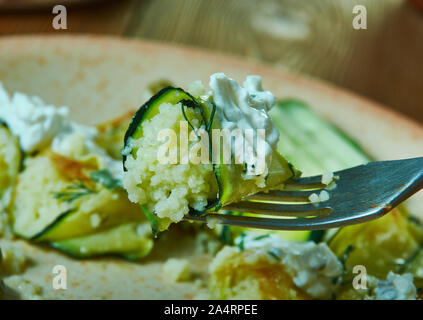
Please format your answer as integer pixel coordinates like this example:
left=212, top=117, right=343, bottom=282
left=122, top=74, right=298, bottom=233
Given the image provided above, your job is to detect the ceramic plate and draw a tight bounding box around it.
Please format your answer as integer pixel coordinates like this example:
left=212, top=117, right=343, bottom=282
left=0, top=35, right=422, bottom=299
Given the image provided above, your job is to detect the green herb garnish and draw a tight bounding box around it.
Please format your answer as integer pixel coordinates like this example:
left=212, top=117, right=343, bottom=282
left=53, top=182, right=97, bottom=203
left=340, top=244, right=355, bottom=271
left=90, top=169, right=121, bottom=190
left=236, top=232, right=247, bottom=251
left=267, top=248, right=281, bottom=259
left=253, top=234, right=270, bottom=241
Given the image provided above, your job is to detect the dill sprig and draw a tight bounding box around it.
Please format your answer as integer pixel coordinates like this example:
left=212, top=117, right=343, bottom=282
left=90, top=169, right=121, bottom=190
left=53, top=181, right=97, bottom=203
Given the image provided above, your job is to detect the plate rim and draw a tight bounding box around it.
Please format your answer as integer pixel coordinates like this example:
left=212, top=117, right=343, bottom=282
left=1, top=33, right=422, bottom=136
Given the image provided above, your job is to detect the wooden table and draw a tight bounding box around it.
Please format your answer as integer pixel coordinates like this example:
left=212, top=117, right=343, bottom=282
left=0, top=0, right=422, bottom=124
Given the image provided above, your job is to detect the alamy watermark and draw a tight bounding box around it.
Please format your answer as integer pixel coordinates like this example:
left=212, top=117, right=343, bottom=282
left=352, top=5, right=367, bottom=30
left=155, top=121, right=267, bottom=176
left=52, top=264, right=67, bottom=290
left=352, top=264, right=367, bottom=290
left=52, top=5, right=67, bottom=30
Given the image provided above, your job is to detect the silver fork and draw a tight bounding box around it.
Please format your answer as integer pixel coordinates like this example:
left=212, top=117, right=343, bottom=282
left=184, top=157, right=423, bottom=230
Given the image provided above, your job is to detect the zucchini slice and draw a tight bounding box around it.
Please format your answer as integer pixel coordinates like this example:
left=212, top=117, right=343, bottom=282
left=122, top=87, right=296, bottom=233
left=51, top=222, right=153, bottom=260
left=269, top=99, right=370, bottom=177
left=10, top=153, right=145, bottom=241
left=0, top=125, right=20, bottom=204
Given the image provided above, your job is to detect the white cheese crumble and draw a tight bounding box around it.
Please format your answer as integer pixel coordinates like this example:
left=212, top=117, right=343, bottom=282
left=208, top=73, right=279, bottom=185
left=309, top=190, right=330, bottom=203
left=206, top=217, right=220, bottom=230
left=373, top=272, right=417, bottom=300
left=321, top=172, right=334, bottom=185
left=319, top=190, right=330, bottom=202
left=162, top=258, right=191, bottom=282
left=0, top=83, right=68, bottom=153
left=89, top=213, right=101, bottom=229
left=309, top=193, right=320, bottom=203
left=136, top=223, right=151, bottom=237
left=234, top=233, right=343, bottom=299
left=0, top=84, right=122, bottom=180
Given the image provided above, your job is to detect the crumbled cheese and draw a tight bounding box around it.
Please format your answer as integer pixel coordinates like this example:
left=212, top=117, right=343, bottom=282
left=206, top=217, right=220, bottom=230
left=319, top=190, right=330, bottom=202
left=233, top=233, right=344, bottom=299
left=209, top=73, right=279, bottom=185
left=136, top=223, right=151, bottom=237
left=373, top=272, right=417, bottom=300
left=0, top=84, right=122, bottom=180
left=308, top=190, right=330, bottom=203
left=0, top=83, right=68, bottom=153
left=89, top=213, right=101, bottom=229
left=321, top=172, right=334, bottom=185
left=163, top=258, right=191, bottom=282
left=309, top=193, right=319, bottom=203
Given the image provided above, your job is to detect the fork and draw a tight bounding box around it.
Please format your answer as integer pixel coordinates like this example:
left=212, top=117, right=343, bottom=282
left=184, top=157, right=423, bottom=230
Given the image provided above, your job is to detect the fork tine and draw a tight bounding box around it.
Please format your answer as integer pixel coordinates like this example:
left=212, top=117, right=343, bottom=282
left=184, top=213, right=336, bottom=230
left=184, top=158, right=423, bottom=231
left=283, top=175, right=326, bottom=190
left=247, top=190, right=324, bottom=202
left=222, top=201, right=331, bottom=217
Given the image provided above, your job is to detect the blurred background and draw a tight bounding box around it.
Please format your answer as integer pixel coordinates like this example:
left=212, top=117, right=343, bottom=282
left=0, top=0, right=422, bottom=123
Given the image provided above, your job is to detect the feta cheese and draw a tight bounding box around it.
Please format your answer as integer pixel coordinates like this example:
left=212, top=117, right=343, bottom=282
left=309, top=193, right=320, bottom=203
left=373, top=272, right=417, bottom=300
left=308, top=190, right=330, bottom=203
left=136, top=223, right=151, bottom=238
left=321, top=172, right=334, bottom=185
left=89, top=213, right=101, bottom=229
left=0, top=83, right=68, bottom=153
left=209, top=73, right=279, bottom=185
left=319, top=190, right=330, bottom=202
left=0, top=84, right=122, bottom=180
left=206, top=217, right=220, bottom=229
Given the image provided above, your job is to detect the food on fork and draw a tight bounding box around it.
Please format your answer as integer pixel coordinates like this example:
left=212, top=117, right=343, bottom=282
left=122, top=73, right=298, bottom=233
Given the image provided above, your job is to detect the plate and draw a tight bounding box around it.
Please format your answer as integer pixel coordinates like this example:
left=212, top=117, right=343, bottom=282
left=0, top=35, right=422, bottom=299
